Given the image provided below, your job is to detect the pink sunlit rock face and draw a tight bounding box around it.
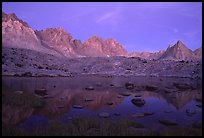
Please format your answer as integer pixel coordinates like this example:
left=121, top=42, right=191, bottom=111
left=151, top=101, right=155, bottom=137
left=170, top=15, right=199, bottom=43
left=159, top=40, right=199, bottom=61
left=2, top=12, right=202, bottom=78
left=2, top=12, right=202, bottom=60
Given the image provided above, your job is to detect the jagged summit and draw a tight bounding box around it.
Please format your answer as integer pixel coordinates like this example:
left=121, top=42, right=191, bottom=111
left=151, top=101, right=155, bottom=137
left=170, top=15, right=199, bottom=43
left=80, top=36, right=127, bottom=57
left=194, top=47, right=202, bottom=59
left=84, top=35, right=104, bottom=44
left=103, top=38, right=127, bottom=56
left=2, top=12, right=202, bottom=60
left=175, top=40, right=187, bottom=49
left=177, top=40, right=183, bottom=43
left=2, top=12, right=30, bottom=28
left=81, top=35, right=104, bottom=56
left=159, top=40, right=194, bottom=61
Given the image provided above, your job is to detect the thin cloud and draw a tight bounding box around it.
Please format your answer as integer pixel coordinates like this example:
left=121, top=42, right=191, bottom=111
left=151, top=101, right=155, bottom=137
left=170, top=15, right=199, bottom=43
left=96, top=5, right=122, bottom=26
left=96, top=11, right=116, bottom=23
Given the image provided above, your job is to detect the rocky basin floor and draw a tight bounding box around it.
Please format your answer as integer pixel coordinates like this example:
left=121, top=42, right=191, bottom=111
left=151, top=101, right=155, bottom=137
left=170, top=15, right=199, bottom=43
left=2, top=47, right=202, bottom=78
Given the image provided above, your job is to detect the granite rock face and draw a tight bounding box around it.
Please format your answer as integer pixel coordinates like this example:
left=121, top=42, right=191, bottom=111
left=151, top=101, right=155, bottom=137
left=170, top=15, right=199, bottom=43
left=35, top=28, right=77, bottom=57
left=103, top=38, right=127, bottom=56
left=2, top=12, right=202, bottom=60
left=128, top=41, right=202, bottom=61
left=159, top=40, right=196, bottom=61
left=194, top=47, right=202, bottom=59
left=2, top=12, right=202, bottom=78
left=2, top=12, right=127, bottom=58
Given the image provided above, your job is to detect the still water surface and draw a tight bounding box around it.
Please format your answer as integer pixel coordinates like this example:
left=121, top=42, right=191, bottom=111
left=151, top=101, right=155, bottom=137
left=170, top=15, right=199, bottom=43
left=2, top=75, right=202, bottom=130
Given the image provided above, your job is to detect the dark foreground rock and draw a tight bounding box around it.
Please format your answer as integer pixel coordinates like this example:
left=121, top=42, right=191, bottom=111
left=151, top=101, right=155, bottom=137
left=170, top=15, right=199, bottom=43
left=34, top=89, right=47, bottom=96
left=72, top=105, right=84, bottom=109
left=85, top=86, right=95, bottom=90
left=131, top=98, right=145, bottom=107
left=173, top=82, right=192, bottom=91
left=119, top=92, right=131, bottom=96
left=125, top=82, right=134, bottom=90
left=145, top=85, right=158, bottom=91
left=107, top=101, right=114, bottom=105
left=158, top=119, right=178, bottom=126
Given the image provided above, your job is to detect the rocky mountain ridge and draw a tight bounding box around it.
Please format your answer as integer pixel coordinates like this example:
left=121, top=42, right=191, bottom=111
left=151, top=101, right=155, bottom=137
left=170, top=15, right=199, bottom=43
left=159, top=40, right=199, bottom=61
left=2, top=12, right=202, bottom=61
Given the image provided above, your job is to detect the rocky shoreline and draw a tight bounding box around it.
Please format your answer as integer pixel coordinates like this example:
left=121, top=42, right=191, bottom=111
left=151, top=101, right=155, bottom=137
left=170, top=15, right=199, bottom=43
left=2, top=47, right=202, bottom=78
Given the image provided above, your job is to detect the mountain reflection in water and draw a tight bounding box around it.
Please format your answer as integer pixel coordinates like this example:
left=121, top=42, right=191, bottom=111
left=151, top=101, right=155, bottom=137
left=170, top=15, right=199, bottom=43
left=2, top=75, right=202, bottom=130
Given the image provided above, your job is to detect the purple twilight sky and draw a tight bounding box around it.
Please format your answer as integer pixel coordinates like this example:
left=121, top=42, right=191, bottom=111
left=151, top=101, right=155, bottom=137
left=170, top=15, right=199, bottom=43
left=2, top=2, right=202, bottom=52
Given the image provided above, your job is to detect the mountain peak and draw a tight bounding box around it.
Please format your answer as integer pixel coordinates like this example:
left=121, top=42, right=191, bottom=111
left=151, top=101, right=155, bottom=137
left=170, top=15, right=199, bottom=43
left=177, top=40, right=183, bottom=43
left=36, top=27, right=73, bottom=46
left=41, top=27, right=66, bottom=33
left=176, top=40, right=186, bottom=48
left=84, top=36, right=103, bottom=46
left=106, top=38, right=115, bottom=41
left=2, top=12, right=30, bottom=28
left=2, top=12, right=18, bottom=21
left=159, top=40, right=193, bottom=61
left=103, top=38, right=127, bottom=56
left=105, top=38, right=119, bottom=44
left=84, top=36, right=104, bottom=46
left=88, top=35, right=103, bottom=41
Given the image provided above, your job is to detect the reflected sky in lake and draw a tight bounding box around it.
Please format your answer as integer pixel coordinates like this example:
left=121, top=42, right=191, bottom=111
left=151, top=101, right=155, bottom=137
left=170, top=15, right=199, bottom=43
left=2, top=75, right=202, bottom=130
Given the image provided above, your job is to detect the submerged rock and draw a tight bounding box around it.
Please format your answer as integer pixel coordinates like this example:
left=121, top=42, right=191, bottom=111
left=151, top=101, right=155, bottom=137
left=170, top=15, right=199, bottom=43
left=173, top=82, right=192, bottom=91
left=125, top=82, right=134, bottom=90
left=34, top=89, right=47, bottom=96
left=158, top=119, right=178, bottom=126
left=145, top=85, right=158, bottom=91
left=14, top=91, right=23, bottom=95
left=196, top=104, right=202, bottom=108
left=107, top=101, right=114, bottom=105
left=110, top=84, right=115, bottom=87
left=98, top=112, right=110, bottom=118
left=131, top=98, right=145, bottom=107
left=134, top=95, right=142, bottom=97
left=144, top=112, right=154, bottom=116
left=85, top=86, right=95, bottom=90
left=119, top=92, right=131, bottom=96
left=72, top=105, right=84, bottom=109
left=163, top=88, right=173, bottom=93
left=85, top=98, right=94, bottom=102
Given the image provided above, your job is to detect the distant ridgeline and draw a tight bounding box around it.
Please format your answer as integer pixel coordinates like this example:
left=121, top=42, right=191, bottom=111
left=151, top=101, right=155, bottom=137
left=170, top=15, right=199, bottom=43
left=2, top=12, right=202, bottom=61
